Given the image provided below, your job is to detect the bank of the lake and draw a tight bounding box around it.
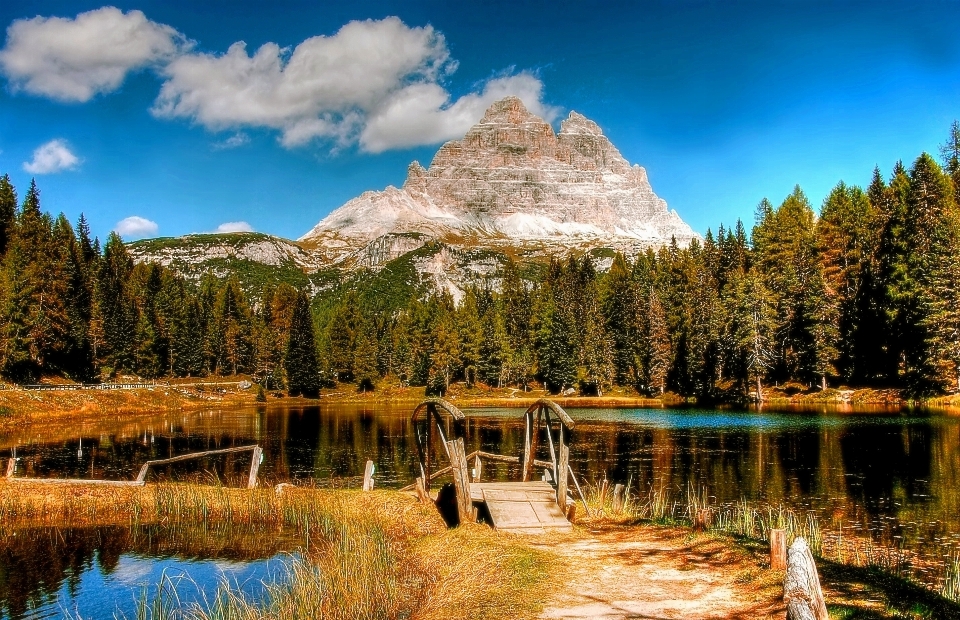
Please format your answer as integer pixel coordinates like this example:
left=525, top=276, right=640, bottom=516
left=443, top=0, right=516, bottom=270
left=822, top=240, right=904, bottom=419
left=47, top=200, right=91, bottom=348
left=3, top=375, right=958, bottom=435
left=1, top=482, right=958, bottom=620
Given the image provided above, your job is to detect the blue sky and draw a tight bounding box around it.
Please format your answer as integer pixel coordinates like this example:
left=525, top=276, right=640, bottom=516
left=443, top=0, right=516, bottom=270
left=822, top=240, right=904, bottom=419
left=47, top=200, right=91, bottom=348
left=1, top=1, right=959, bottom=241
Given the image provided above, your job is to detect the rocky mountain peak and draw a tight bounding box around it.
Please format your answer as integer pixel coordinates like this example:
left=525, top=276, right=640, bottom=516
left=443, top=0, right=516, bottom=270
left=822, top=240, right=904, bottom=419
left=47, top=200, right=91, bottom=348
left=559, top=110, right=603, bottom=136
left=478, top=95, right=538, bottom=124
left=301, top=97, right=698, bottom=263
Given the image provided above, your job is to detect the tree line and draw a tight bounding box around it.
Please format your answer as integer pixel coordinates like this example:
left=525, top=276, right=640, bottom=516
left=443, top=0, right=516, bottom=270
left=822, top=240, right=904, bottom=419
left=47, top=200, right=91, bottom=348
left=2, top=125, right=960, bottom=398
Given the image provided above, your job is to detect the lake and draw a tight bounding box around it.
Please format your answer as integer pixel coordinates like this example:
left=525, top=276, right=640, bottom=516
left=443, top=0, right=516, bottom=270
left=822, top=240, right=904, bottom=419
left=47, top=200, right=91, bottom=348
left=0, top=402, right=958, bottom=616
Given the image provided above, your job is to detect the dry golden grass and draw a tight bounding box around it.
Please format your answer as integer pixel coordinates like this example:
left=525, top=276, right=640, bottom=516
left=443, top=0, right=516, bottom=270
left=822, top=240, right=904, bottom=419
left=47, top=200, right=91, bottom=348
left=0, top=386, right=260, bottom=431
left=0, top=483, right=549, bottom=620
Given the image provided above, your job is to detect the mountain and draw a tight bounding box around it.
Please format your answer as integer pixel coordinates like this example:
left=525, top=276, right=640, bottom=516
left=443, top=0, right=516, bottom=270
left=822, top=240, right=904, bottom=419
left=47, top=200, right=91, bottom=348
left=129, top=97, right=699, bottom=300
left=299, top=96, right=697, bottom=265
left=127, top=232, right=338, bottom=298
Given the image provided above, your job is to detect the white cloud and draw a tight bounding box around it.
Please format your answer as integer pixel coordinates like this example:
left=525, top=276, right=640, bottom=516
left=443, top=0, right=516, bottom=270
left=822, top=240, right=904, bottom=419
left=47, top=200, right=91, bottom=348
left=23, top=139, right=80, bottom=173
left=114, top=216, right=158, bottom=239
left=152, top=17, right=453, bottom=147
left=360, top=72, right=559, bottom=152
left=215, top=221, right=253, bottom=233
left=0, top=6, right=189, bottom=102
left=2, top=10, right=556, bottom=153
left=212, top=132, right=250, bottom=150
left=151, top=17, right=554, bottom=152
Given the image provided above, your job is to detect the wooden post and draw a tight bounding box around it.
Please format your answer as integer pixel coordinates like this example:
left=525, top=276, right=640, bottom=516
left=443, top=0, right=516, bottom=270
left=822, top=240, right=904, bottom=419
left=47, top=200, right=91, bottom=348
left=784, top=538, right=828, bottom=620
left=424, top=404, right=434, bottom=492
left=521, top=408, right=534, bottom=481
left=472, top=454, right=482, bottom=482
left=599, top=478, right=609, bottom=508
left=247, top=446, right=263, bottom=489
left=770, top=529, right=787, bottom=570
left=5, top=458, right=14, bottom=478
left=611, top=483, right=625, bottom=513
left=414, top=476, right=431, bottom=504
left=446, top=438, right=475, bottom=525
left=556, top=442, right=569, bottom=509
left=566, top=501, right=577, bottom=522
left=362, top=460, right=375, bottom=491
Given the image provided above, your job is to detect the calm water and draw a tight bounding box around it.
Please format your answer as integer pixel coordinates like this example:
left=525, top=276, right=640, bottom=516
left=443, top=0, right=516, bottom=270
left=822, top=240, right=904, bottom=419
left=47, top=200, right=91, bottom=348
left=0, top=525, right=294, bottom=620
left=1, top=402, right=959, bottom=615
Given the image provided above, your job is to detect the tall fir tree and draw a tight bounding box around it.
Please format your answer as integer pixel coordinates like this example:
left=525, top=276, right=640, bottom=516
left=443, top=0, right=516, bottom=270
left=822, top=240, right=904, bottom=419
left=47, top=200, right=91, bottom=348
left=285, top=290, right=320, bottom=397
left=0, top=174, right=16, bottom=257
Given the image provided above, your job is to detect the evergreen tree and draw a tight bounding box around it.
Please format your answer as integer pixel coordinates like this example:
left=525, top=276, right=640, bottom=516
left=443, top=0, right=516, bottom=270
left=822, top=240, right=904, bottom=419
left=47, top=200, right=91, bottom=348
left=645, top=286, right=672, bottom=394
left=0, top=174, right=16, bottom=257
left=457, top=288, right=484, bottom=386
left=0, top=180, right=70, bottom=381
left=285, top=290, right=320, bottom=397
left=353, top=317, right=379, bottom=391
left=725, top=271, right=777, bottom=399
left=534, top=293, right=576, bottom=393
left=94, top=233, right=136, bottom=374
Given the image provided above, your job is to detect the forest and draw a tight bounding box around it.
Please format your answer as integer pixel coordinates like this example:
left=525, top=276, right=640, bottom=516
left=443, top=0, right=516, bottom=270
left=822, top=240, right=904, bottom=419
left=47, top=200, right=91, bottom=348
left=2, top=125, right=960, bottom=399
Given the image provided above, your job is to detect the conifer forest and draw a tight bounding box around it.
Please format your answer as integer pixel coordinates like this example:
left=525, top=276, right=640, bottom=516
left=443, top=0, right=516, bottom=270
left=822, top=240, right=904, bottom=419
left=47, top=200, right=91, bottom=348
left=3, top=127, right=960, bottom=400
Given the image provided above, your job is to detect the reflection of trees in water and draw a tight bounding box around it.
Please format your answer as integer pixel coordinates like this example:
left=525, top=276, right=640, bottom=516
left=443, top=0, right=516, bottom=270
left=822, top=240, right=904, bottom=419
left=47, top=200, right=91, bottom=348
left=0, top=524, right=291, bottom=620
left=2, top=406, right=959, bottom=553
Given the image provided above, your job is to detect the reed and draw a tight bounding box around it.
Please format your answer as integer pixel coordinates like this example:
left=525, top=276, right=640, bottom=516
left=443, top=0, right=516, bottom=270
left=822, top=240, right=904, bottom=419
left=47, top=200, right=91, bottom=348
left=943, top=552, right=960, bottom=602
left=1, top=482, right=548, bottom=619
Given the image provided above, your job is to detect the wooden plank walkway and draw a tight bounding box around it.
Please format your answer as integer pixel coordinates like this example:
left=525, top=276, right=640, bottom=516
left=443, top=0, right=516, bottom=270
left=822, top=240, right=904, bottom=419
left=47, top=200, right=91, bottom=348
left=471, top=481, right=572, bottom=533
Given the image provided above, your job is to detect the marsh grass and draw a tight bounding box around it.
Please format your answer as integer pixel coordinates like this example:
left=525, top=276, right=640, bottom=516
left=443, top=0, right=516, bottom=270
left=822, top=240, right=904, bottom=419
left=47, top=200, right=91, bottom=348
left=580, top=479, right=960, bottom=604
left=0, top=482, right=549, bottom=620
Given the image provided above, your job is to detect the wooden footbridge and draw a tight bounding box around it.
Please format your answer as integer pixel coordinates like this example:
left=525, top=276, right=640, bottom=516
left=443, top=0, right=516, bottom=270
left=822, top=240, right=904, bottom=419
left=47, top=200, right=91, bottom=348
left=402, top=398, right=589, bottom=533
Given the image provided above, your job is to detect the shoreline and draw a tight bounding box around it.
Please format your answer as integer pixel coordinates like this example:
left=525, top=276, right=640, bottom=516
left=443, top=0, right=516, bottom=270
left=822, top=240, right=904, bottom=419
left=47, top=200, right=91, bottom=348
left=1, top=380, right=957, bottom=431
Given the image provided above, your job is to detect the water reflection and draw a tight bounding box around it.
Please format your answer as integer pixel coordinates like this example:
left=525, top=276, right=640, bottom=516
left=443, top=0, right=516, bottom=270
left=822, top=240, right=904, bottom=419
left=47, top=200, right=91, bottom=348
left=0, top=525, right=293, bottom=620
left=1, top=404, right=958, bottom=556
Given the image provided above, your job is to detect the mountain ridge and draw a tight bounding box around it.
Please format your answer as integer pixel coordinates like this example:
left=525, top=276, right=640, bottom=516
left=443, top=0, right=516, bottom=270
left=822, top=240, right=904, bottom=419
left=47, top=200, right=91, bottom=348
left=299, top=96, right=698, bottom=262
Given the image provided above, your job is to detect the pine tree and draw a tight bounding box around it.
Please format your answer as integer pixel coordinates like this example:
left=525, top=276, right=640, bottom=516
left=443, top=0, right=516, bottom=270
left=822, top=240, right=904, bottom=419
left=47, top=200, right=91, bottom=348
left=0, top=180, right=70, bottom=381
left=51, top=214, right=94, bottom=379
left=646, top=286, right=672, bottom=394
left=427, top=297, right=460, bottom=394
left=725, top=271, right=777, bottom=399
left=172, top=297, right=204, bottom=377
left=457, top=288, right=484, bottom=386
left=353, top=317, right=379, bottom=391
left=94, top=232, right=136, bottom=374
left=601, top=254, right=639, bottom=385
left=939, top=120, right=960, bottom=204
left=0, top=174, right=16, bottom=257
left=285, top=290, right=320, bottom=397
left=534, top=293, right=576, bottom=393
left=326, top=290, right=360, bottom=382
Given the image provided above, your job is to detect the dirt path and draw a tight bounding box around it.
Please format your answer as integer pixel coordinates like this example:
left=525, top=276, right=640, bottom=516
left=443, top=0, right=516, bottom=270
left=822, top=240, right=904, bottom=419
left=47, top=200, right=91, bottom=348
left=531, top=524, right=786, bottom=620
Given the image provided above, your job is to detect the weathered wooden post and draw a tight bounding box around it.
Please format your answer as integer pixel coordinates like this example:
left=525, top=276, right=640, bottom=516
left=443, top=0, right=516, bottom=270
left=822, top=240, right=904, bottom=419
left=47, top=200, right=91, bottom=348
left=362, top=460, right=375, bottom=491
left=414, top=476, right=431, bottom=504
left=247, top=446, right=263, bottom=489
left=521, top=407, right=535, bottom=481
left=446, top=438, right=475, bottom=525
left=556, top=441, right=569, bottom=509
left=5, top=458, right=14, bottom=478
left=424, top=403, right=434, bottom=492
left=784, top=537, right=828, bottom=620
left=611, top=483, right=625, bottom=513
left=472, top=454, right=482, bottom=482
left=770, top=528, right=787, bottom=570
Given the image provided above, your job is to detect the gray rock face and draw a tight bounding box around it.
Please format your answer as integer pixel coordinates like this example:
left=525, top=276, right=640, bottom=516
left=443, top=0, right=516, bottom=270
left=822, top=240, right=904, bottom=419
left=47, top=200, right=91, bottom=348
left=301, top=96, right=698, bottom=259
